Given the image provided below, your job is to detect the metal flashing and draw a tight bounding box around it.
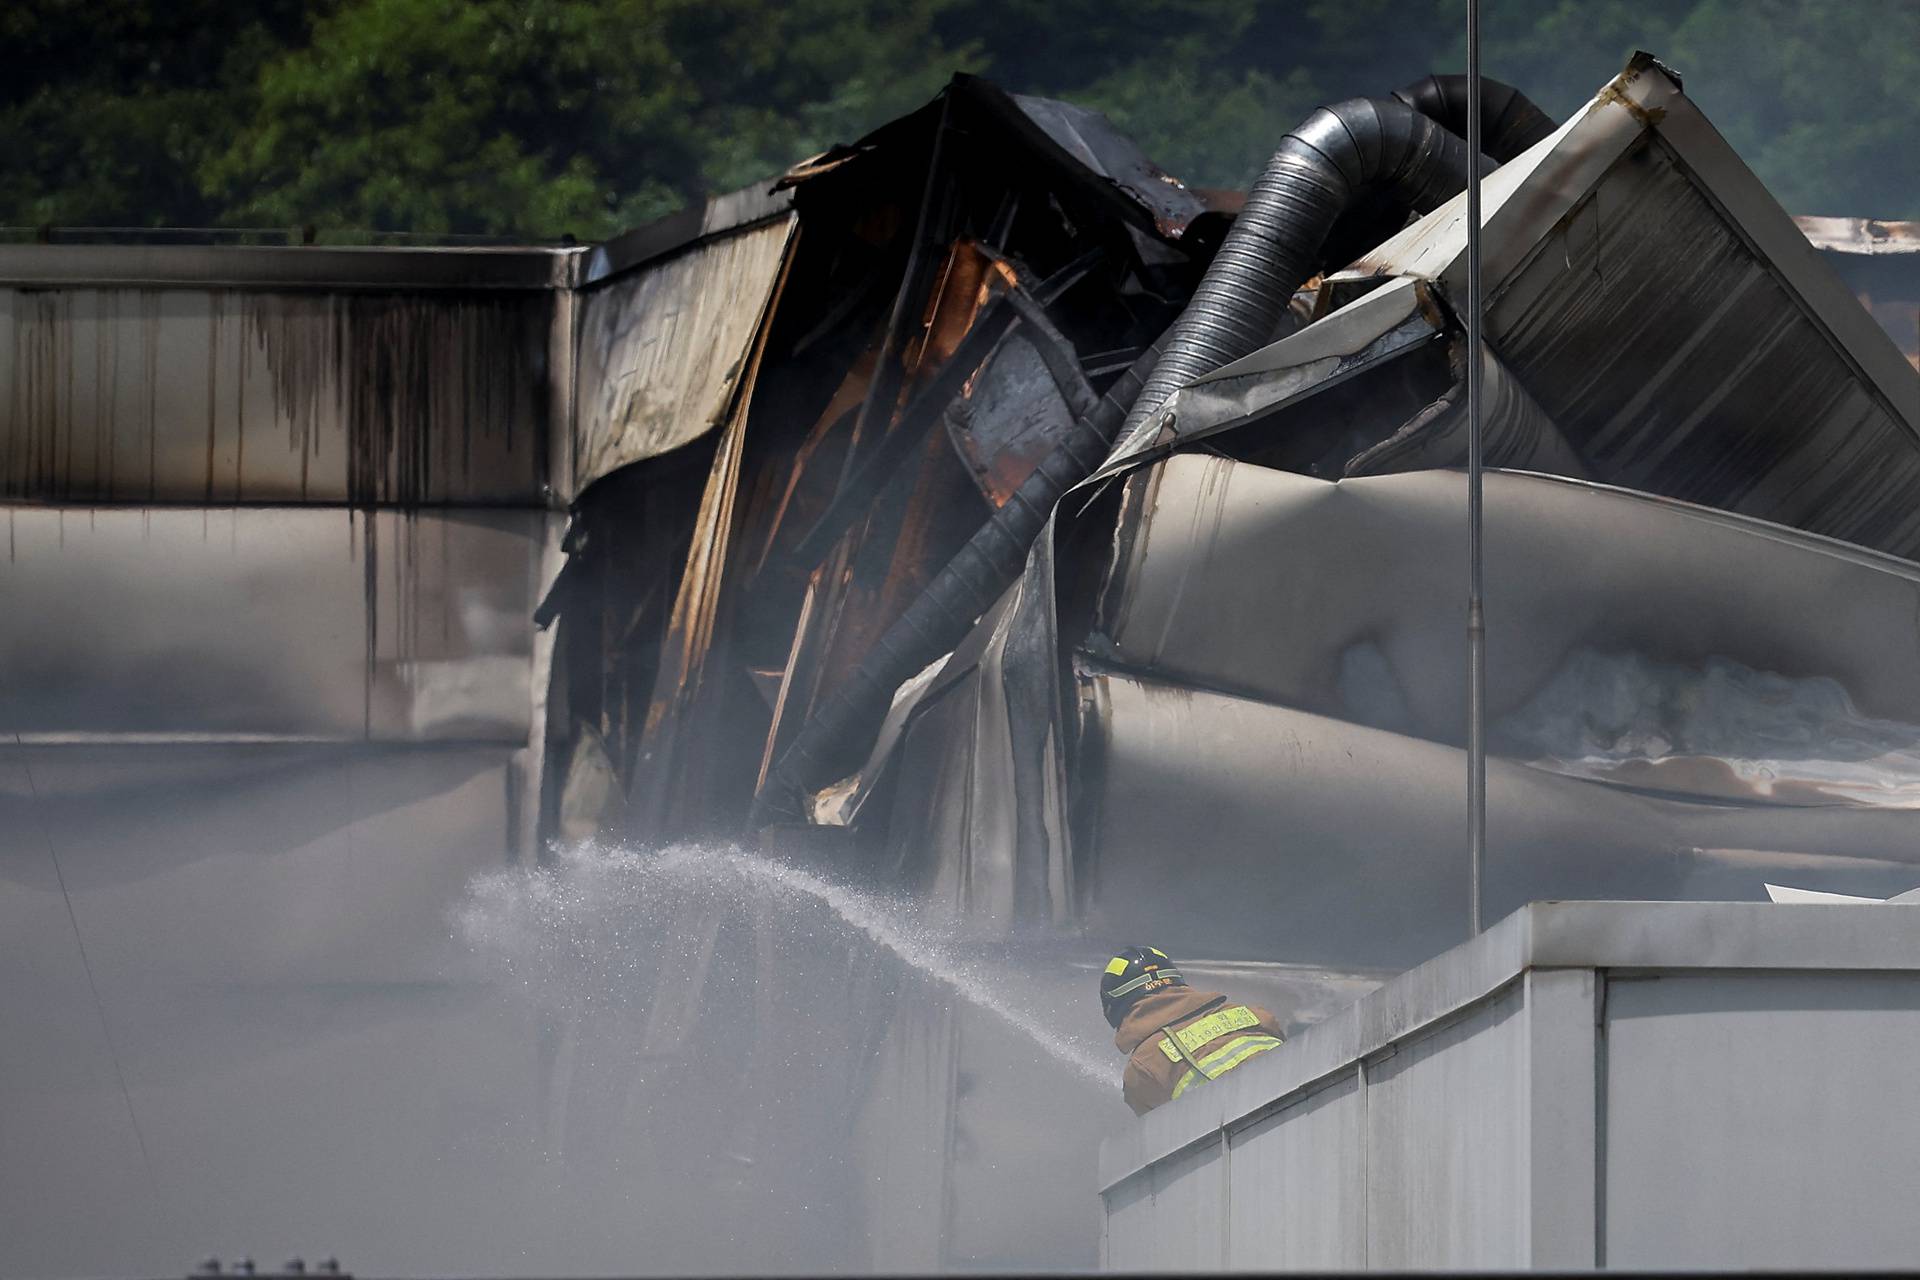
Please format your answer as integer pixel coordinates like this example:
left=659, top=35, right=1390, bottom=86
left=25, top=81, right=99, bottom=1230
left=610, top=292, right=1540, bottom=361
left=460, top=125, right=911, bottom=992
left=0, top=242, right=583, bottom=291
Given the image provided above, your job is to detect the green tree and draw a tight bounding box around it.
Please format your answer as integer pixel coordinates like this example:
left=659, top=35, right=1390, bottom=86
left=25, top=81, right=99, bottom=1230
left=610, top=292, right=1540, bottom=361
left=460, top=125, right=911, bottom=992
left=203, top=0, right=977, bottom=239
left=2, top=0, right=1915, bottom=237
left=0, top=0, right=314, bottom=227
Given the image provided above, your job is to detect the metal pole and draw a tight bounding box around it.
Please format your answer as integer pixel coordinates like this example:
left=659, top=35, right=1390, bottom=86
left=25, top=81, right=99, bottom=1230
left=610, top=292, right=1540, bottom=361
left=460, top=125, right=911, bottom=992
left=1465, top=0, right=1487, bottom=936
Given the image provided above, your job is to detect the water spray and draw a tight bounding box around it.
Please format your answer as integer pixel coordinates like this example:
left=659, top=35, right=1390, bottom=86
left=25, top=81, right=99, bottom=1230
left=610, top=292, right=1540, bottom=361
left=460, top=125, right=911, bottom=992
left=456, top=842, right=1118, bottom=1089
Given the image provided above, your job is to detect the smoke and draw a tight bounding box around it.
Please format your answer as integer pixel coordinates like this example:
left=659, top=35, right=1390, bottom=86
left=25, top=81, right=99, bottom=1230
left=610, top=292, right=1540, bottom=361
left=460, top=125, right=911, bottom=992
left=1495, top=649, right=1920, bottom=806
left=455, top=840, right=1117, bottom=1086
left=0, top=771, right=1127, bottom=1279
left=442, top=840, right=1123, bottom=1272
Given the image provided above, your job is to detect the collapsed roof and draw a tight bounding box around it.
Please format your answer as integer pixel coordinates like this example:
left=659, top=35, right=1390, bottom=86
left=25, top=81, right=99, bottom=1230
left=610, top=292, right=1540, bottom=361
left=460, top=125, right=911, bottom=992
left=459, top=53, right=1920, bottom=966
left=801, top=55, right=1920, bottom=963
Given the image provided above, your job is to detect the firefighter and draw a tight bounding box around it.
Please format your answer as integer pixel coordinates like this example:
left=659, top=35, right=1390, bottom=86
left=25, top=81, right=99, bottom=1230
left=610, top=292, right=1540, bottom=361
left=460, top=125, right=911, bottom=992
left=1101, top=945, right=1286, bottom=1115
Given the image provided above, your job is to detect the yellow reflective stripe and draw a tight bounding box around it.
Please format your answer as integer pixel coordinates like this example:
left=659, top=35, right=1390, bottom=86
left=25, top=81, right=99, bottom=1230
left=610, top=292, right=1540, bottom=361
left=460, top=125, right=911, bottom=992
left=1171, top=1005, right=1260, bottom=1055
left=1105, top=956, right=1130, bottom=976
left=1195, top=1034, right=1282, bottom=1079
left=1161, top=1031, right=1284, bottom=1101
left=1169, top=1039, right=1279, bottom=1103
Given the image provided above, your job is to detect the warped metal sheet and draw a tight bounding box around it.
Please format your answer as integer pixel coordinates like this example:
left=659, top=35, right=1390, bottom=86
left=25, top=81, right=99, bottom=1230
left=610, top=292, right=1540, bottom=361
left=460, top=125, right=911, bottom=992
left=0, top=288, right=551, bottom=505
left=0, top=506, right=542, bottom=741
left=572, top=217, right=796, bottom=493
left=1079, top=671, right=1920, bottom=969
left=1093, top=454, right=1920, bottom=778
left=1099, top=276, right=1444, bottom=469
left=946, top=330, right=1078, bottom=505
left=579, top=183, right=794, bottom=287
left=1011, top=94, right=1209, bottom=238
left=1343, top=345, right=1588, bottom=478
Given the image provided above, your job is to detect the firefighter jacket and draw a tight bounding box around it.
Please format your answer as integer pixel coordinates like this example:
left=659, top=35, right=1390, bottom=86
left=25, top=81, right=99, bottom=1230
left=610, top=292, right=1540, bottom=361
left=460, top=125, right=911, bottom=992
left=1113, top=987, right=1286, bottom=1115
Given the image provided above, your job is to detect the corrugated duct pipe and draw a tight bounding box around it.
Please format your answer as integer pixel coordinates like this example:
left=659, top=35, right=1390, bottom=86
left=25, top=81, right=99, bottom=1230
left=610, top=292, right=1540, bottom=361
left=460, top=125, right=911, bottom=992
left=768, top=83, right=1552, bottom=805
left=1393, top=74, right=1557, bottom=164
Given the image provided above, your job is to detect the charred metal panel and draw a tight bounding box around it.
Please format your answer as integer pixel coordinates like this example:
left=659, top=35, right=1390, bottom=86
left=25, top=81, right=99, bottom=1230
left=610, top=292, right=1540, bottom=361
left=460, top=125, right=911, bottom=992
left=1010, top=94, right=1209, bottom=239
left=578, top=183, right=793, bottom=287
left=620, top=252, right=793, bottom=833
left=881, top=662, right=1021, bottom=927
left=0, top=506, right=541, bottom=741
left=1, top=289, right=550, bottom=505
left=945, top=331, right=1077, bottom=506
left=1487, top=134, right=1920, bottom=556
left=572, top=217, right=796, bottom=494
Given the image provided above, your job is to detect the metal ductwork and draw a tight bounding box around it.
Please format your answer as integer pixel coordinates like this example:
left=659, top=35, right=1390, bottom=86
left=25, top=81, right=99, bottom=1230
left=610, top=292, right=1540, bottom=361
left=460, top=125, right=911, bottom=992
left=1392, top=74, right=1558, bottom=164
left=1119, top=96, right=1496, bottom=442
left=768, top=82, right=1554, bottom=807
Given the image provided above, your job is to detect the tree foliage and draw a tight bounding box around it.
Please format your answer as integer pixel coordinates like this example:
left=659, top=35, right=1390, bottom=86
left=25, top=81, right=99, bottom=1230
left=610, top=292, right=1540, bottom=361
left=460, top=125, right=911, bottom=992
left=3, top=0, right=1914, bottom=238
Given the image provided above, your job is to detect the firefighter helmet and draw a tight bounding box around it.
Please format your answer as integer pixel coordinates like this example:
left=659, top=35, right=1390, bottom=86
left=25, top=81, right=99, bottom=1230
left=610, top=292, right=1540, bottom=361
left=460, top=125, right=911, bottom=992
left=1099, top=945, right=1187, bottom=1028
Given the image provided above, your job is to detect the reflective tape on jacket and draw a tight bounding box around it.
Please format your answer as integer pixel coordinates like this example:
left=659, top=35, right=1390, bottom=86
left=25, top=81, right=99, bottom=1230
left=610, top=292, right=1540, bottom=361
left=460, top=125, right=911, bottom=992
left=1168, top=1033, right=1283, bottom=1100
left=1155, top=1005, right=1261, bottom=1062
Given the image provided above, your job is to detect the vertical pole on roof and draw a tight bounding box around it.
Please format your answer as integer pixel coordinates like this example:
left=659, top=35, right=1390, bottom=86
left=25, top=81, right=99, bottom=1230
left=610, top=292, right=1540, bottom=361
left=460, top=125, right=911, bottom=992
left=1465, top=0, right=1488, bottom=936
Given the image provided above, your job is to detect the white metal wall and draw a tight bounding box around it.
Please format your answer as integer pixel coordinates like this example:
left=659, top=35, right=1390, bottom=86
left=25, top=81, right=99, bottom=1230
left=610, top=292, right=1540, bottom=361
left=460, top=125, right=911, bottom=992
left=1224, top=1071, right=1364, bottom=1269
left=1104, top=982, right=1533, bottom=1271
left=1101, top=904, right=1920, bottom=1272
left=1360, top=983, right=1527, bottom=1268
left=1603, top=971, right=1920, bottom=1269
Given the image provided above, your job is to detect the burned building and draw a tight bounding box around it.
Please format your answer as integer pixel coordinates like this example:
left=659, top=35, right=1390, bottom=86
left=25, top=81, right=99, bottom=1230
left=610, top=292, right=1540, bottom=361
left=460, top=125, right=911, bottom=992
left=4, top=51, right=1918, bottom=1275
